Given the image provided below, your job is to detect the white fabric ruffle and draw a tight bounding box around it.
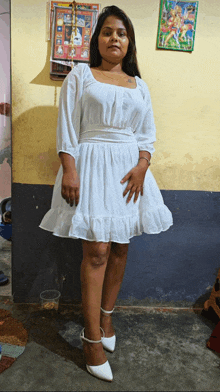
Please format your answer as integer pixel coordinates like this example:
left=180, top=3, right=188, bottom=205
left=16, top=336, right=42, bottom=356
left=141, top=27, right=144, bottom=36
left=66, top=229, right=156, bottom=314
left=40, top=205, right=172, bottom=244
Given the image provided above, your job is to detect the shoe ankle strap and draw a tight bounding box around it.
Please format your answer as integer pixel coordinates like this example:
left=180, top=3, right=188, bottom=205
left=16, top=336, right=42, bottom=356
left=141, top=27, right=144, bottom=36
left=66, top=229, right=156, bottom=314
left=100, top=306, right=114, bottom=315
left=80, top=327, right=105, bottom=344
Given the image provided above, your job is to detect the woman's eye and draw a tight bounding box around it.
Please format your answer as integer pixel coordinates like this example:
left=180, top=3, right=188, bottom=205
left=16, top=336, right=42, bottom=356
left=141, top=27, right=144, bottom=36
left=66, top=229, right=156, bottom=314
left=102, top=31, right=126, bottom=37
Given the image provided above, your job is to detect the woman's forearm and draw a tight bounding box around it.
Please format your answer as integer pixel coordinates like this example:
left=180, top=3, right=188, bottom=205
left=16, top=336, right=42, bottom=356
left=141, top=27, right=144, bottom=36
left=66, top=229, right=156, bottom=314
left=59, top=152, right=77, bottom=173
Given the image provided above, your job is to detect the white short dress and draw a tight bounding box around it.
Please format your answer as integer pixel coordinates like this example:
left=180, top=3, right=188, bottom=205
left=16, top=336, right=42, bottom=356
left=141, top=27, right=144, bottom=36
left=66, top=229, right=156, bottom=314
left=39, top=63, right=173, bottom=243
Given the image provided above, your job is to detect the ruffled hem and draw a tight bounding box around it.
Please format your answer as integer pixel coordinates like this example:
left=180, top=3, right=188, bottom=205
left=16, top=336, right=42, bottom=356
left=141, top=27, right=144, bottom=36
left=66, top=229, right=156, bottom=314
left=39, top=204, right=173, bottom=244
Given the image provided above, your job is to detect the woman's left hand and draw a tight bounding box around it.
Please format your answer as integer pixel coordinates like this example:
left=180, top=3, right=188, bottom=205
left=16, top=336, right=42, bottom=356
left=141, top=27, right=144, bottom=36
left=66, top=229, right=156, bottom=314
left=120, top=162, right=149, bottom=204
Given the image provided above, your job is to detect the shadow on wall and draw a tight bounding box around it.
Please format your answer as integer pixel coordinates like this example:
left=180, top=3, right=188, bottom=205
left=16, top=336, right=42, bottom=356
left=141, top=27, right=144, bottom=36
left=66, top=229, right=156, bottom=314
left=12, top=40, right=66, bottom=183
left=12, top=181, right=83, bottom=304
left=29, top=234, right=83, bottom=304
left=12, top=104, right=81, bottom=302
left=30, top=41, right=64, bottom=88
left=12, top=106, right=61, bottom=184
left=12, top=46, right=83, bottom=303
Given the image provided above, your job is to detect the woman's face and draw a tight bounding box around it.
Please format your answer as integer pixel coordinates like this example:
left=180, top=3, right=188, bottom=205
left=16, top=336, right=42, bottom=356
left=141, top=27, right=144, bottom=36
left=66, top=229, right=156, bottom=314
left=98, top=15, right=129, bottom=65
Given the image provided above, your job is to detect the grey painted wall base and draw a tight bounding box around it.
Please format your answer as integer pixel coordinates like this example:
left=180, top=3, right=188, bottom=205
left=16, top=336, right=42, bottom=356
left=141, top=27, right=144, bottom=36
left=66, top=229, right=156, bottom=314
left=12, top=184, right=220, bottom=306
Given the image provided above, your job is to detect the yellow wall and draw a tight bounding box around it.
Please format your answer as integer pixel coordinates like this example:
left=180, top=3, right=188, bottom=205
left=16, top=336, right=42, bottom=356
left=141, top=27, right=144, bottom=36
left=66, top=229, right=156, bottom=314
left=12, top=0, right=220, bottom=190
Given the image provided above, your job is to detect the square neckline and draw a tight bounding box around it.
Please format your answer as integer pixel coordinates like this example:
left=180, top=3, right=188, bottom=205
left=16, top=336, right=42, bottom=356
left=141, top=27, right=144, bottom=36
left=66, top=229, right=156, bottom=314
left=88, top=65, right=138, bottom=90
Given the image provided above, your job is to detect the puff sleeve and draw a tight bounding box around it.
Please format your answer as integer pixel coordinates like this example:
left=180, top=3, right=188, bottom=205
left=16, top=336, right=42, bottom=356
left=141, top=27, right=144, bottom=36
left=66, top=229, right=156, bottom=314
left=56, top=64, right=84, bottom=159
left=134, top=79, right=156, bottom=157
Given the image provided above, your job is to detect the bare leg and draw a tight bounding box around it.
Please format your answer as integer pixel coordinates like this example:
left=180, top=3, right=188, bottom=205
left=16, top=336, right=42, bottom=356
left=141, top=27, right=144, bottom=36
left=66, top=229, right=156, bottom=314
left=100, top=243, right=129, bottom=337
left=81, top=240, right=111, bottom=366
left=165, top=30, right=175, bottom=45
left=179, top=28, right=187, bottom=42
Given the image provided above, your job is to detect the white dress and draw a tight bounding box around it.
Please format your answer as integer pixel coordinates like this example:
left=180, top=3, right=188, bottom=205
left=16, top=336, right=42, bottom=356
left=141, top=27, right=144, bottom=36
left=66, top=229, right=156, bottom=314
left=39, top=63, right=173, bottom=243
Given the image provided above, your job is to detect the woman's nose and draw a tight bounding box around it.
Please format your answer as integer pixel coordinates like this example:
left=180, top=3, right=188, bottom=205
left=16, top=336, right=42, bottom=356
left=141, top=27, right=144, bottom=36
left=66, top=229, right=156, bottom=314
left=110, top=31, right=118, bottom=41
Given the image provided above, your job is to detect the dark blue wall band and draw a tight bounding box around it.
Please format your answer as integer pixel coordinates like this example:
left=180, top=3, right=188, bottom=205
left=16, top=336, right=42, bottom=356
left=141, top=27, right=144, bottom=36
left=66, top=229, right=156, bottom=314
left=12, top=184, right=220, bottom=306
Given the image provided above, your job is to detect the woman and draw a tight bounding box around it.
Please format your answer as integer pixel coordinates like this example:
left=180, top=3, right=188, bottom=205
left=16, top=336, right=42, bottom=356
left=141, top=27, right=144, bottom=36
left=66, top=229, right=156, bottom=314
left=40, top=5, right=173, bottom=382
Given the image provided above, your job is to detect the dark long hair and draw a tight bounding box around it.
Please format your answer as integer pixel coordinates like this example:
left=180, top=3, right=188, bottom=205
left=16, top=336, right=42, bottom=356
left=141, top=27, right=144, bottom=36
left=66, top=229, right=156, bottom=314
left=90, top=5, right=141, bottom=78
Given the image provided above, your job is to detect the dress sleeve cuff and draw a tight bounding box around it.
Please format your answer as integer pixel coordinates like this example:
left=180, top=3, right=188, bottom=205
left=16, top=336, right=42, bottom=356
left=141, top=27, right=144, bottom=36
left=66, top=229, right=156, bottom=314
left=138, top=143, right=155, bottom=157
left=57, top=147, right=79, bottom=160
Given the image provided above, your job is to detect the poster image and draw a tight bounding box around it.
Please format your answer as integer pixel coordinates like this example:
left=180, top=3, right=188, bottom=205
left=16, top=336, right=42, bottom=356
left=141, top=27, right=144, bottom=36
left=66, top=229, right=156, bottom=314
left=51, top=4, right=100, bottom=63
left=157, top=1, right=199, bottom=52
left=49, top=1, right=100, bottom=38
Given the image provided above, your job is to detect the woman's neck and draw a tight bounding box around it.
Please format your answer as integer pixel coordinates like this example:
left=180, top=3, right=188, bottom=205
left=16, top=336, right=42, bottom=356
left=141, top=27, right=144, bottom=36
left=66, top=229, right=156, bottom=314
left=99, top=59, right=123, bottom=73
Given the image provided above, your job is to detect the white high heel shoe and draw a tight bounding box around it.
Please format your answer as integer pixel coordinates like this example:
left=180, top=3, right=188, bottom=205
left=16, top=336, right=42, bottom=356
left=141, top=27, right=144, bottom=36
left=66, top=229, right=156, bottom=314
left=100, top=307, right=116, bottom=353
left=80, top=327, right=113, bottom=382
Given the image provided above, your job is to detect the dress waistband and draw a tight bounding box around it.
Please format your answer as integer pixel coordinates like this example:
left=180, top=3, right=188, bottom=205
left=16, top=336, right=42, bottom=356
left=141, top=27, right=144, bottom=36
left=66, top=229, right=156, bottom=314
left=79, top=125, right=136, bottom=144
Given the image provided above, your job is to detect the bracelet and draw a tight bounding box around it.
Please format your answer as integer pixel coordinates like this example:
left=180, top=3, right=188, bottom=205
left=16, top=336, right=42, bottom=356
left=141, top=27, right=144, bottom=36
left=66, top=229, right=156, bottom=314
left=139, top=157, right=151, bottom=166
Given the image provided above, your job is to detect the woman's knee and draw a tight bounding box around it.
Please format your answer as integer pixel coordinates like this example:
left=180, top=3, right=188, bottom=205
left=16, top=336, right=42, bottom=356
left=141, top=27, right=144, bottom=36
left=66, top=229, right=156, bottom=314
left=83, top=241, right=110, bottom=267
left=111, top=243, right=129, bottom=258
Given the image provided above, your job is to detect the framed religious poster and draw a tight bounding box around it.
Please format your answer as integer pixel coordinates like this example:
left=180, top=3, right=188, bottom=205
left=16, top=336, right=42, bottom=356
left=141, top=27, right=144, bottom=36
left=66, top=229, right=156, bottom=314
left=157, top=1, right=199, bottom=52
left=49, top=2, right=100, bottom=79
left=51, top=3, right=99, bottom=62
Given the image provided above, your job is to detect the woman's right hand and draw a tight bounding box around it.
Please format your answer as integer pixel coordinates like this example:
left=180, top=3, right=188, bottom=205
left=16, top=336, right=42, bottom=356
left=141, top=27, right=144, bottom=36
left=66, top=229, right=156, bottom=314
left=61, top=170, right=80, bottom=207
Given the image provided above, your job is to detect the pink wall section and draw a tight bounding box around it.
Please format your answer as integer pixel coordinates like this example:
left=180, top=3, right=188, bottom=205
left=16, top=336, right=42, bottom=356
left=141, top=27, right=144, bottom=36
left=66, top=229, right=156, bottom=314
left=0, top=0, right=11, bottom=203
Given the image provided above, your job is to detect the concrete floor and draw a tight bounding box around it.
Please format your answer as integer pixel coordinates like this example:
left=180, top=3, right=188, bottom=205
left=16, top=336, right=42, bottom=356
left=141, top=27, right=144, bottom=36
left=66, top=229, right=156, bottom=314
left=0, top=301, right=219, bottom=390
left=0, top=240, right=220, bottom=391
